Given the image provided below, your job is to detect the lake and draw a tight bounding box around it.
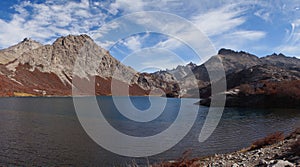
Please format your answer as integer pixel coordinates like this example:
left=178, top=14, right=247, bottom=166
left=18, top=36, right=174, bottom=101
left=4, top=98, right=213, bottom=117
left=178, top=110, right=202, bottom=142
left=0, top=96, right=299, bottom=166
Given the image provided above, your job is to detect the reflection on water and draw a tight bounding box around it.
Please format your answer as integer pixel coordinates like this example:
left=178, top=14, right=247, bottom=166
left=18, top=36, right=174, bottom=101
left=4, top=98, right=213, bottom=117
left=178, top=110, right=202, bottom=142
left=0, top=97, right=299, bottom=166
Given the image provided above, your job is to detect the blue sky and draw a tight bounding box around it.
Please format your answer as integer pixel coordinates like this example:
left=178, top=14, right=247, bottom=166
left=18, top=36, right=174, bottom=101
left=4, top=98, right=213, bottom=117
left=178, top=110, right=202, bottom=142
left=0, top=0, right=300, bottom=71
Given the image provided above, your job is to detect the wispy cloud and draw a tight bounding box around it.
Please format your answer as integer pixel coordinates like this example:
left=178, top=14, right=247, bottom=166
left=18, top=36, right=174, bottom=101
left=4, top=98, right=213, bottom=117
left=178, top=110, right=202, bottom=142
left=152, top=3, right=266, bottom=56
left=213, top=30, right=266, bottom=51
left=191, top=4, right=246, bottom=36
left=278, top=19, right=300, bottom=57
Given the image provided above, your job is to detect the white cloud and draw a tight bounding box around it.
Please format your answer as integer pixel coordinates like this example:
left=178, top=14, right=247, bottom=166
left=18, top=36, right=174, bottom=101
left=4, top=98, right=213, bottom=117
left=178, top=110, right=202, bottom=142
left=1, top=0, right=299, bottom=63
left=223, top=30, right=266, bottom=41
left=121, top=47, right=186, bottom=72
left=0, top=0, right=108, bottom=48
left=152, top=4, right=254, bottom=55
left=254, top=9, right=271, bottom=22
left=121, top=36, right=142, bottom=51
left=109, top=0, right=145, bottom=15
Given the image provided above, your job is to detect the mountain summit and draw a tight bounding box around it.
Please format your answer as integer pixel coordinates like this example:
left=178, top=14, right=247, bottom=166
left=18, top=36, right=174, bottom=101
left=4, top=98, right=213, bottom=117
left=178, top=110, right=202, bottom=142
left=0, top=34, right=178, bottom=97
left=0, top=38, right=42, bottom=64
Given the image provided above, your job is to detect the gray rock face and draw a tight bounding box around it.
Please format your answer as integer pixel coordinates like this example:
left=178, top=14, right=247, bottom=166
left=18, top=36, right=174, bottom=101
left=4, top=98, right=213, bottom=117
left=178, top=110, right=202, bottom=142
left=6, top=34, right=137, bottom=86
left=164, top=62, right=197, bottom=81
left=151, top=62, right=199, bottom=97
left=0, top=38, right=43, bottom=64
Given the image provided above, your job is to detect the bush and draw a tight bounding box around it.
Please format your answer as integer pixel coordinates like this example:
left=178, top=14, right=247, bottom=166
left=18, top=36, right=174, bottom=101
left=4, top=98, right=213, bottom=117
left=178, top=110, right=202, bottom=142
left=250, top=132, right=285, bottom=150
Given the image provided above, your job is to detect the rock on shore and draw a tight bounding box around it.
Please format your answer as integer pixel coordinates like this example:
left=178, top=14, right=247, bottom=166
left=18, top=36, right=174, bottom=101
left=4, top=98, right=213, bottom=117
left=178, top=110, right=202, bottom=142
left=152, top=129, right=300, bottom=167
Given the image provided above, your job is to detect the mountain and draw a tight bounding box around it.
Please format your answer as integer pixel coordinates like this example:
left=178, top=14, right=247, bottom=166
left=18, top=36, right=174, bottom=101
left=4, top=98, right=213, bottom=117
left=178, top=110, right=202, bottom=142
left=152, top=62, right=201, bottom=96
left=194, top=49, right=300, bottom=108
left=0, top=38, right=42, bottom=64
left=0, top=35, right=179, bottom=97
left=164, top=62, right=197, bottom=81
left=149, top=48, right=300, bottom=105
left=1, top=35, right=299, bottom=107
left=261, top=53, right=300, bottom=70
left=190, top=49, right=262, bottom=82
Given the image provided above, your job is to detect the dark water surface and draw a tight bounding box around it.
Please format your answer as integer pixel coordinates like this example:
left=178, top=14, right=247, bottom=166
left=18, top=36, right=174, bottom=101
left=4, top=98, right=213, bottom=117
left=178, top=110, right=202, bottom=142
left=0, top=97, right=299, bottom=166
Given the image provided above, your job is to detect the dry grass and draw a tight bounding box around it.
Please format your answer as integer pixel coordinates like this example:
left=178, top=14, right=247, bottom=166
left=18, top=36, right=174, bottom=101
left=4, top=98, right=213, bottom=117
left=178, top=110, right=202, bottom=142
left=151, top=149, right=200, bottom=167
left=13, top=92, right=36, bottom=97
left=250, top=132, right=285, bottom=150
left=239, top=80, right=300, bottom=98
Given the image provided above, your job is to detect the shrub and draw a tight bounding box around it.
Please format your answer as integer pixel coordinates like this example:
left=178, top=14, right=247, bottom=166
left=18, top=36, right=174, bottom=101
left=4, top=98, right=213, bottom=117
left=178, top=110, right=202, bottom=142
left=250, top=132, right=285, bottom=150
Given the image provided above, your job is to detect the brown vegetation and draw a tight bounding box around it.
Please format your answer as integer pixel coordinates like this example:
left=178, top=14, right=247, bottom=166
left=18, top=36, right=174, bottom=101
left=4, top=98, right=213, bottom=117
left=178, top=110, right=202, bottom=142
left=151, top=150, right=200, bottom=167
left=250, top=132, right=285, bottom=150
left=238, top=80, right=300, bottom=98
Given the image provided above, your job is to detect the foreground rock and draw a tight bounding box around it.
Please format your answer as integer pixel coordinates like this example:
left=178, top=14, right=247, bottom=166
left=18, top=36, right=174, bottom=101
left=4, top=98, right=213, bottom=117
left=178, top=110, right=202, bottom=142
left=153, top=129, right=300, bottom=167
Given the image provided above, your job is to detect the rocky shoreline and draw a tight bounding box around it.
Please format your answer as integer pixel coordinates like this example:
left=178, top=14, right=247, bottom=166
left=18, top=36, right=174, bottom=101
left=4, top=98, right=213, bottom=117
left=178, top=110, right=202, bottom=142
left=152, top=128, right=300, bottom=167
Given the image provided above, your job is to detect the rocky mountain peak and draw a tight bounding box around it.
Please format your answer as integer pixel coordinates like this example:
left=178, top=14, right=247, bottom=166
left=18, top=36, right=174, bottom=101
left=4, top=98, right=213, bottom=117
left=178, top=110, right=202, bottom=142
left=53, top=34, right=94, bottom=47
left=218, top=48, right=256, bottom=57
left=0, top=37, right=43, bottom=64
left=0, top=34, right=180, bottom=97
left=18, top=37, right=43, bottom=49
left=186, top=62, right=197, bottom=69
left=261, top=53, right=300, bottom=70
left=4, top=34, right=142, bottom=89
left=218, top=48, right=236, bottom=55
left=269, top=53, right=285, bottom=57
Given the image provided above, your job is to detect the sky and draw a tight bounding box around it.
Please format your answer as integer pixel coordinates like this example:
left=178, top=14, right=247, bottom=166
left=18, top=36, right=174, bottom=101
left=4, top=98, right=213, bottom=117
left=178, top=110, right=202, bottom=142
left=0, top=0, right=300, bottom=71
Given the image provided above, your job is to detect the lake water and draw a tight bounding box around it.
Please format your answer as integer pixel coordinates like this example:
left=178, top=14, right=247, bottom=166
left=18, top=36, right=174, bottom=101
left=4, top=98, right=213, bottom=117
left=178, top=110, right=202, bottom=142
left=0, top=96, right=299, bottom=166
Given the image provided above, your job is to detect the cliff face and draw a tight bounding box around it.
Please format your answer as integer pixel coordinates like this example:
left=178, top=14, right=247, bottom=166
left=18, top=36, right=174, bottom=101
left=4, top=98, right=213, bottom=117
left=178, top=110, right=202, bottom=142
left=0, top=34, right=179, bottom=97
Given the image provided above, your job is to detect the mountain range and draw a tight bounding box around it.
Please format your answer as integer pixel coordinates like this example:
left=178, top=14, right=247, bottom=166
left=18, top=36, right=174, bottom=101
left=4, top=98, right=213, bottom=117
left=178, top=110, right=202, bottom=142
left=0, top=34, right=299, bottom=108
left=0, top=35, right=179, bottom=97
